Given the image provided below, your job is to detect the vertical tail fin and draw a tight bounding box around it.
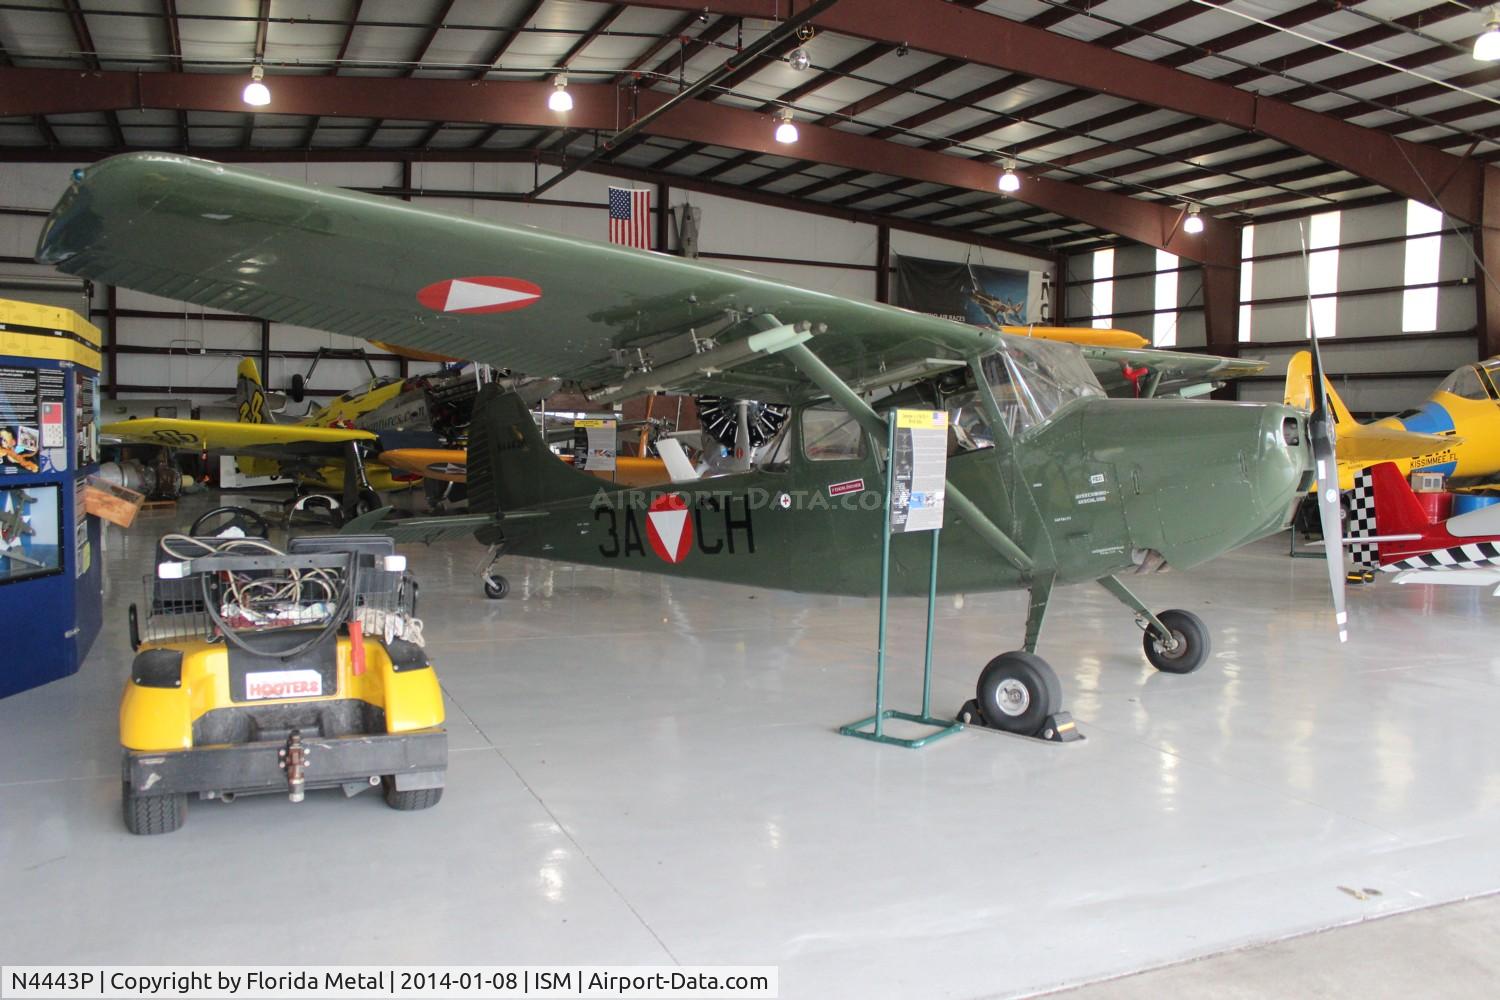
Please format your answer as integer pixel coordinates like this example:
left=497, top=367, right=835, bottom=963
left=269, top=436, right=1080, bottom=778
left=1364, top=460, right=1436, bottom=565
left=466, top=385, right=608, bottom=512
left=1284, top=350, right=1356, bottom=427
left=235, top=358, right=268, bottom=424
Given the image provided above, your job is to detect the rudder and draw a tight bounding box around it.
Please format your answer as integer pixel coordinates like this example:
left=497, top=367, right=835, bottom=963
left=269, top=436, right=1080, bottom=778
left=235, top=358, right=268, bottom=424
left=466, top=385, right=607, bottom=513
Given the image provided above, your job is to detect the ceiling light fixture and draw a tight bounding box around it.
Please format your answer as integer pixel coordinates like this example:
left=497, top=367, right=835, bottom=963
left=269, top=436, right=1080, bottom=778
left=1183, top=204, right=1205, bottom=235
left=775, top=108, right=799, bottom=144
left=997, top=158, right=1020, bottom=193
left=1477, top=9, right=1500, bottom=61
left=242, top=63, right=270, bottom=107
left=548, top=73, right=573, bottom=112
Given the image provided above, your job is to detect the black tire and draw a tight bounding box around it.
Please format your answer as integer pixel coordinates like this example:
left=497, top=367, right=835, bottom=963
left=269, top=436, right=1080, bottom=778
left=128, top=604, right=141, bottom=652
left=975, top=651, right=1059, bottom=736
left=122, top=785, right=187, bottom=835
left=383, top=778, right=443, bottom=811
left=1143, top=609, right=1210, bottom=674
left=289, top=372, right=306, bottom=403
left=483, top=575, right=509, bottom=600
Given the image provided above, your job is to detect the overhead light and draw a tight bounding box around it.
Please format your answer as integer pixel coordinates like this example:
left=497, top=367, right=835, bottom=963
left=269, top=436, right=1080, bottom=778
left=1476, top=10, right=1500, bottom=61
left=787, top=47, right=811, bottom=72
left=548, top=74, right=573, bottom=112
left=997, top=158, right=1020, bottom=193
left=774, top=108, right=798, bottom=144
left=242, top=63, right=270, bottom=107
left=1183, top=204, right=1205, bottom=235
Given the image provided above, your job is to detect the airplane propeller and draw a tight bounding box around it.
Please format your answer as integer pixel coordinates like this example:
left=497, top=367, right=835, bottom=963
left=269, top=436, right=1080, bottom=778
left=1302, top=231, right=1348, bottom=643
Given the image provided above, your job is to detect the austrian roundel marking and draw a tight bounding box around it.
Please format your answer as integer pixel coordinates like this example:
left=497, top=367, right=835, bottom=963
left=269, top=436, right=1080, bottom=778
left=645, top=494, right=694, bottom=564
left=416, top=276, right=542, bottom=315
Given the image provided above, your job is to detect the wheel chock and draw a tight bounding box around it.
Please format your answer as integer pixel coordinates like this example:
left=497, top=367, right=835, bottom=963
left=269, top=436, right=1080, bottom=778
left=956, top=700, right=1086, bottom=743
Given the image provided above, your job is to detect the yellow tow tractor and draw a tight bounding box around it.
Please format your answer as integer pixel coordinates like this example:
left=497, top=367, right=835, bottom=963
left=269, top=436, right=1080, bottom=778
left=120, top=505, right=445, bottom=834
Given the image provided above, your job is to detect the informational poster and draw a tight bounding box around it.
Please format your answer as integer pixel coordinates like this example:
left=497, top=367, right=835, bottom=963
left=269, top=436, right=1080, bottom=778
left=574, top=418, right=617, bottom=471
left=0, top=365, right=45, bottom=475
left=890, top=410, right=948, bottom=534
left=893, top=254, right=1031, bottom=330
left=74, top=477, right=90, bottom=577
left=75, top=370, right=97, bottom=467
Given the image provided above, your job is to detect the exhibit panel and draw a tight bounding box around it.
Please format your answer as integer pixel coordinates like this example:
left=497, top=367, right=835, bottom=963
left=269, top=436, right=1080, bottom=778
left=0, top=298, right=102, bottom=698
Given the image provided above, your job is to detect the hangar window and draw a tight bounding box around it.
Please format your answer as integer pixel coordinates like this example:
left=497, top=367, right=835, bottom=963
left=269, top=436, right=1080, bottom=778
left=1403, top=200, right=1442, bottom=333
left=1238, top=225, right=1254, bottom=342
left=802, top=404, right=866, bottom=462
left=1091, top=248, right=1114, bottom=329
left=1153, top=249, right=1178, bottom=347
left=1306, top=210, right=1340, bottom=338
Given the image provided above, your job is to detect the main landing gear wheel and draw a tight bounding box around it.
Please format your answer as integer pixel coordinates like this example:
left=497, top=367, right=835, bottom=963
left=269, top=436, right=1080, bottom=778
left=1142, top=609, right=1210, bottom=674
left=968, top=651, right=1061, bottom=736
left=483, top=575, right=509, bottom=600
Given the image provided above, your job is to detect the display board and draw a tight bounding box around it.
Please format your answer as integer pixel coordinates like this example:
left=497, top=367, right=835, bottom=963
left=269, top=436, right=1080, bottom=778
left=573, top=418, right=617, bottom=471
left=890, top=410, right=948, bottom=533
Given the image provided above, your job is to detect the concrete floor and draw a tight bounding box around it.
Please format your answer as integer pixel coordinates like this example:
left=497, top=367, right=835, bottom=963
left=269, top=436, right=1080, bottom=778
left=4, top=495, right=1500, bottom=998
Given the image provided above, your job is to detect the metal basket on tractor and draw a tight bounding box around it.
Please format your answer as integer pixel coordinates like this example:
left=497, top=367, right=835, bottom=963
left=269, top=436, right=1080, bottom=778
left=120, top=533, right=444, bottom=835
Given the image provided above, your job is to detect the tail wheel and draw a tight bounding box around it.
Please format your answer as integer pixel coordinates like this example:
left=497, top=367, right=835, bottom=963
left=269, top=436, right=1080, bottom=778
left=1143, top=609, right=1210, bottom=674
left=975, top=651, right=1060, bottom=736
left=483, top=575, right=509, bottom=600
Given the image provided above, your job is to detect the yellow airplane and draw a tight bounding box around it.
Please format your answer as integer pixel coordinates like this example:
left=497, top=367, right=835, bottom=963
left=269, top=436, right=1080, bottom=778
left=103, top=359, right=671, bottom=510
left=1282, top=350, right=1499, bottom=489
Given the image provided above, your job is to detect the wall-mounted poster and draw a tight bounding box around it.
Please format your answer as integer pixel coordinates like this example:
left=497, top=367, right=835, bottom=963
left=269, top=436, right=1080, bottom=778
left=0, top=365, right=70, bottom=474
left=893, top=255, right=1032, bottom=330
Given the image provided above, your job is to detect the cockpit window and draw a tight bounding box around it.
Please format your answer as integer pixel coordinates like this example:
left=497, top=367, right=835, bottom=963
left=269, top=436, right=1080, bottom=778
left=1438, top=366, right=1491, bottom=401
left=979, top=338, right=1104, bottom=435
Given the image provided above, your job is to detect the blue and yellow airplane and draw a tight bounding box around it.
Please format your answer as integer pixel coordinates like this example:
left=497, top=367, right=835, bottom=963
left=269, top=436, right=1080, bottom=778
left=1284, top=350, right=1500, bottom=489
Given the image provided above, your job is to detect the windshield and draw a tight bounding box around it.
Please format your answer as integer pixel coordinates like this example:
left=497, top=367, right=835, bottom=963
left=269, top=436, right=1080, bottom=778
left=1438, top=365, right=1492, bottom=401
left=979, top=337, right=1104, bottom=435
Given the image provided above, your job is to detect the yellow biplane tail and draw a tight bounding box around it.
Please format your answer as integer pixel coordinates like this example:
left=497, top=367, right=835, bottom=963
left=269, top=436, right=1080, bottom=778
left=234, top=358, right=269, bottom=424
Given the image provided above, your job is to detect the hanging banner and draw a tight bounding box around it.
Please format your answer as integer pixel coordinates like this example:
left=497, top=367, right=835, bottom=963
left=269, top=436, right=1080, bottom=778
left=893, top=254, right=1030, bottom=330
left=890, top=410, right=948, bottom=534
left=573, top=418, right=617, bottom=471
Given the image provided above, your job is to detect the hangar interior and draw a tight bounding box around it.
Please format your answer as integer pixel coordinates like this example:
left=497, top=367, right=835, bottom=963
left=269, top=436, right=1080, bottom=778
left=4, top=1, right=1500, bottom=997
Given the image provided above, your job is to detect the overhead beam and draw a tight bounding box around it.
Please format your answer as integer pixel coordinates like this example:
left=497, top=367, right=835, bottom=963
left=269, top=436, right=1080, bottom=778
left=630, top=0, right=1494, bottom=224
left=0, top=67, right=1231, bottom=263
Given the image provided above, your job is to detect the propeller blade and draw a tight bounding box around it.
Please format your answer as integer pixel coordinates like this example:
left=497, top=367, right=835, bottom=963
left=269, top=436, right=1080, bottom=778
left=1302, top=228, right=1348, bottom=643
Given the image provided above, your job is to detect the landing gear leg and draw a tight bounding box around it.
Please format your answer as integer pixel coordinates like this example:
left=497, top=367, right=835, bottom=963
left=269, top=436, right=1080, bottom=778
left=958, top=574, right=1078, bottom=740
left=1097, top=574, right=1211, bottom=674
left=480, top=542, right=509, bottom=600
left=341, top=442, right=380, bottom=523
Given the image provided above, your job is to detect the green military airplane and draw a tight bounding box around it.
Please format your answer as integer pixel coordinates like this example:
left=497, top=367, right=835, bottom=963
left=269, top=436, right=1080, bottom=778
left=36, top=153, right=1343, bottom=736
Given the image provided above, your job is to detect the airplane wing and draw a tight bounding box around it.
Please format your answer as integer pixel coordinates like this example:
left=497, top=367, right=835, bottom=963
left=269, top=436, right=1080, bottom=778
left=1080, top=346, right=1266, bottom=398
left=38, top=155, right=1015, bottom=403
left=102, top=417, right=376, bottom=460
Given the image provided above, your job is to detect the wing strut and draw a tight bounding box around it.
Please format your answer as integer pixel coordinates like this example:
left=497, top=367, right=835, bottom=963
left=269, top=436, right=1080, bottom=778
left=776, top=340, right=1035, bottom=574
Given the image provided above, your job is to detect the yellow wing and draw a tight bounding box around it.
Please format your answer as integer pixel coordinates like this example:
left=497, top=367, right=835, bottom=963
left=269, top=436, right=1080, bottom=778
left=101, top=418, right=376, bottom=456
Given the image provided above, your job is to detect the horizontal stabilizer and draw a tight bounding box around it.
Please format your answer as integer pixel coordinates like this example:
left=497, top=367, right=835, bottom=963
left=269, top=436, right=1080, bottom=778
left=339, top=506, right=545, bottom=544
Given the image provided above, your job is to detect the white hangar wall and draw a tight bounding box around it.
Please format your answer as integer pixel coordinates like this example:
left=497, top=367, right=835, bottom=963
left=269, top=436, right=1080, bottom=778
left=1062, top=198, right=1479, bottom=415
left=1, top=158, right=1049, bottom=410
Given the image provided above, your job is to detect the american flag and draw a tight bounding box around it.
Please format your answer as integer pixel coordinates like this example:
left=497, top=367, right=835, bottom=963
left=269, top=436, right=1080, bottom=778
left=608, top=186, right=652, bottom=250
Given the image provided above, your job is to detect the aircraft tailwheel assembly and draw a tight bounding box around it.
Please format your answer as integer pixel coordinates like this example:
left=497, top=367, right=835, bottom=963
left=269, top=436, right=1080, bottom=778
left=480, top=542, right=509, bottom=600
